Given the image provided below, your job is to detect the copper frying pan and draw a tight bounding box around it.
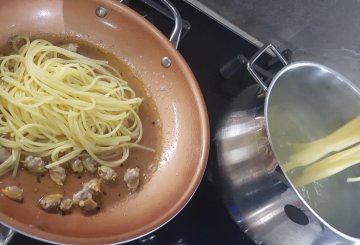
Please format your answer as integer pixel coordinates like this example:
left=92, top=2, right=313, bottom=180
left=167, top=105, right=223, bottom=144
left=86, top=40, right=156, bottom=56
left=0, top=0, right=209, bottom=244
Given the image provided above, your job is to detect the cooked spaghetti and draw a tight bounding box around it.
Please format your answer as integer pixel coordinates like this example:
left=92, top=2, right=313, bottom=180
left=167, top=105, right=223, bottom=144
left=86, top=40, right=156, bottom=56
left=0, top=36, right=149, bottom=177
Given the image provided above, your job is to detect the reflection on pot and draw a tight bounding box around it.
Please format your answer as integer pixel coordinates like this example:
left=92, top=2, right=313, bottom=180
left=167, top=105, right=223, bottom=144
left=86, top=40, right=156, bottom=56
left=215, top=84, right=352, bottom=245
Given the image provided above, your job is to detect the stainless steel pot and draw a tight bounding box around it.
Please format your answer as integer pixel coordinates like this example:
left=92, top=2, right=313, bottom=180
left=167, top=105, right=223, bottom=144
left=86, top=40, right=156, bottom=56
left=216, top=44, right=360, bottom=245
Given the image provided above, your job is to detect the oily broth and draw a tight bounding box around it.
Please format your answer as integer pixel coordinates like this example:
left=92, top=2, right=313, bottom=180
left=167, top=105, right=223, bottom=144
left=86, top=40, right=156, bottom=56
left=0, top=34, right=162, bottom=218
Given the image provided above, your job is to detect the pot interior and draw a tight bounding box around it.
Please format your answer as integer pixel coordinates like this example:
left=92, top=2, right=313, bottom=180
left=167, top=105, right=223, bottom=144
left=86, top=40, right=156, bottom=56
left=266, top=62, right=360, bottom=239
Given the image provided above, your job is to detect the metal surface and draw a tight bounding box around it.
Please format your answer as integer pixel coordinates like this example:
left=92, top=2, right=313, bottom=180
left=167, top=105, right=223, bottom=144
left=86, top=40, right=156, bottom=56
left=157, top=0, right=182, bottom=48
left=121, top=0, right=183, bottom=49
left=118, top=0, right=131, bottom=4
left=247, top=44, right=288, bottom=91
left=215, top=83, right=355, bottom=245
left=220, top=54, right=273, bottom=80
left=215, top=85, right=276, bottom=193
left=266, top=62, right=360, bottom=241
left=161, top=56, right=171, bottom=67
left=95, top=6, right=107, bottom=17
left=215, top=85, right=327, bottom=245
left=216, top=43, right=360, bottom=244
left=0, top=226, right=14, bottom=245
left=140, top=0, right=191, bottom=40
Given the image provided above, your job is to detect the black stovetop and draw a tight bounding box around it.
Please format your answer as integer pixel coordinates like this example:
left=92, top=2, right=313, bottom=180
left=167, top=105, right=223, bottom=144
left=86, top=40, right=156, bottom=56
left=9, top=1, right=277, bottom=244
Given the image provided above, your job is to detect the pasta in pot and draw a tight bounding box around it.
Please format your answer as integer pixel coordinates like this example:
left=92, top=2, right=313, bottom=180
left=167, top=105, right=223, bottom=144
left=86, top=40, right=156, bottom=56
left=0, top=36, right=152, bottom=176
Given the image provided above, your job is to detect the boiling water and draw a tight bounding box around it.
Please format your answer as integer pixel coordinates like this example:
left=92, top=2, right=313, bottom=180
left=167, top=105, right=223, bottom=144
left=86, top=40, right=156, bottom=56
left=266, top=63, right=360, bottom=238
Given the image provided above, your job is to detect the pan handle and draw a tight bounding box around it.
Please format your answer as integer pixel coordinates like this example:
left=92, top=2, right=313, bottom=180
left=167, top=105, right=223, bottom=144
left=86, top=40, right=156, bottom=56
left=121, top=0, right=183, bottom=48
left=139, top=0, right=182, bottom=49
left=0, top=226, right=14, bottom=245
left=247, top=44, right=288, bottom=92
left=158, top=0, right=182, bottom=49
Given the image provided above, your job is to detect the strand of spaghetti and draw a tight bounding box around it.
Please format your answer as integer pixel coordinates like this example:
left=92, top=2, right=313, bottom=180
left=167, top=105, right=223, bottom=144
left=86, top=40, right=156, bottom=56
left=50, top=143, right=78, bottom=162
left=0, top=89, right=48, bottom=121
left=17, top=124, right=59, bottom=143
left=11, top=148, right=21, bottom=176
left=8, top=121, right=71, bottom=152
left=0, top=149, right=18, bottom=176
left=0, top=138, right=18, bottom=148
left=81, top=112, right=125, bottom=139
left=45, top=148, right=84, bottom=169
left=69, top=116, right=125, bottom=155
left=11, top=36, right=30, bottom=55
left=52, top=106, right=80, bottom=116
left=17, top=96, right=53, bottom=108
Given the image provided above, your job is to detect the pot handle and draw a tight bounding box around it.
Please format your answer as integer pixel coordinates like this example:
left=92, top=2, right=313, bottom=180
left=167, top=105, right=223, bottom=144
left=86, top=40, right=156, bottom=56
left=247, top=44, right=288, bottom=92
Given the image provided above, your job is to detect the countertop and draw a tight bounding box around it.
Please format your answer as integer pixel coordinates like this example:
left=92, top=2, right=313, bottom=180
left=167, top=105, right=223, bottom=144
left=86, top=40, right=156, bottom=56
left=195, top=0, right=360, bottom=87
